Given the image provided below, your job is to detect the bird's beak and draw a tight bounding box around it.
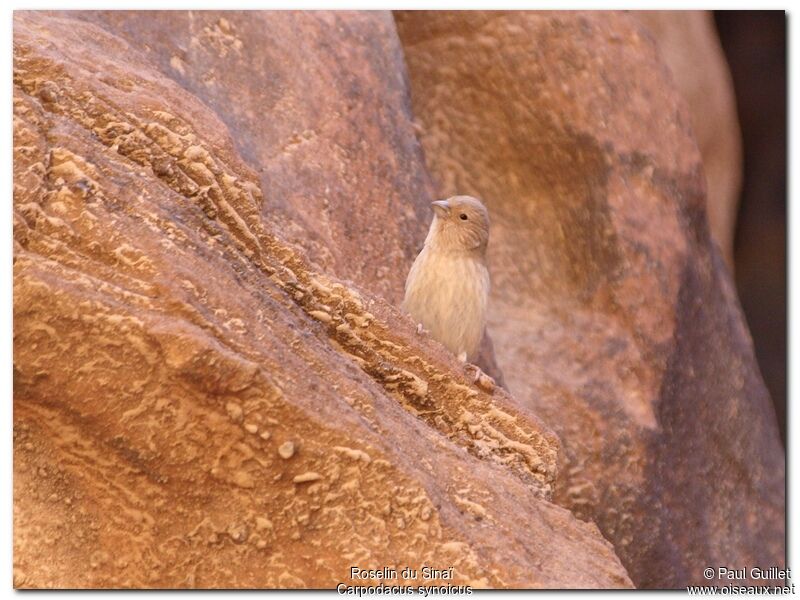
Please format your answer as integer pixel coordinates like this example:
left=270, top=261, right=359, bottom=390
left=431, top=200, right=451, bottom=217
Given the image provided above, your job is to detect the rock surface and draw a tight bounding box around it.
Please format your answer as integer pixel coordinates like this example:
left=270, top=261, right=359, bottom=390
left=49, top=10, right=431, bottom=306
left=634, top=11, right=742, bottom=268
left=13, top=12, right=632, bottom=589
left=58, top=9, right=507, bottom=387
left=395, top=10, right=784, bottom=589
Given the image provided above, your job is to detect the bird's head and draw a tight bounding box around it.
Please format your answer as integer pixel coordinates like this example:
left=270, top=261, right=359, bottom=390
left=427, top=195, right=490, bottom=254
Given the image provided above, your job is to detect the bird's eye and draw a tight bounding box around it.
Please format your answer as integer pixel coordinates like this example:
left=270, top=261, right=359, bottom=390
left=459, top=213, right=468, bottom=220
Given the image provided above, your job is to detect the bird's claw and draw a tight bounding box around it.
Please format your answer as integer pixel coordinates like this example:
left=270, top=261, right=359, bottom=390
left=464, top=363, right=495, bottom=393
left=416, top=323, right=429, bottom=335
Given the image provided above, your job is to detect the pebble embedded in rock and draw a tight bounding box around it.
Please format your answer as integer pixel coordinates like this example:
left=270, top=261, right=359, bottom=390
left=292, top=472, right=322, bottom=484
left=278, top=441, right=295, bottom=459
left=225, top=402, right=243, bottom=423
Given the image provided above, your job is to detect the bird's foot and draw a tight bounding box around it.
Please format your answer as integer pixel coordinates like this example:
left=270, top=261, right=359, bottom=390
left=464, top=363, right=496, bottom=393
left=416, top=323, right=429, bottom=335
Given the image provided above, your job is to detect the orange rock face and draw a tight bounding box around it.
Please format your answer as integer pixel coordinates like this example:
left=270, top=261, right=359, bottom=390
left=395, top=10, right=784, bottom=589
left=14, top=9, right=783, bottom=590
left=13, top=12, right=632, bottom=589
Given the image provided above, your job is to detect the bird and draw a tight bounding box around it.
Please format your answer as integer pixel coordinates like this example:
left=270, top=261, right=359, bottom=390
left=403, top=195, right=493, bottom=387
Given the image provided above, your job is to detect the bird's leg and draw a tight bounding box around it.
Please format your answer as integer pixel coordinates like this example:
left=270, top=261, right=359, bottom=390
left=463, top=362, right=496, bottom=393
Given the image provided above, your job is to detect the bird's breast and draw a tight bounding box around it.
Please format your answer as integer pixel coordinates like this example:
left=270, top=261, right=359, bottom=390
left=403, top=249, right=489, bottom=360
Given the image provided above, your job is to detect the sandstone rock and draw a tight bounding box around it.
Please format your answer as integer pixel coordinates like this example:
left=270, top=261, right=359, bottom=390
left=395, top=10, right=784, bottom=589
left=58, top=9, right=507, bottom=387
left=634, top=11, right=742, bottom=268
left=54, top=10, right=432, bottom=306
left=13, top=12, right=631, bottom=589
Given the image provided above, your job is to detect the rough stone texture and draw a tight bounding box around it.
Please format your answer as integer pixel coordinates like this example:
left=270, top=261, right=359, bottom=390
left=58, top=9, right=506, bottom=388
left=634, top=11, right=742, bottom=268
left=51, top=10, right=431, bottom=306
left=13, top=12, right=632, bottom=589
left=395, top=10, right=784, bottom=589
